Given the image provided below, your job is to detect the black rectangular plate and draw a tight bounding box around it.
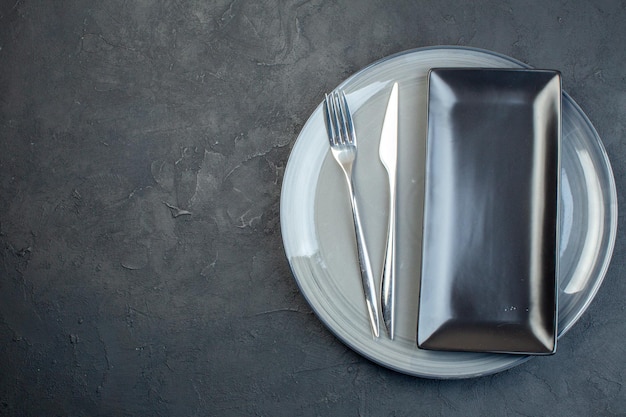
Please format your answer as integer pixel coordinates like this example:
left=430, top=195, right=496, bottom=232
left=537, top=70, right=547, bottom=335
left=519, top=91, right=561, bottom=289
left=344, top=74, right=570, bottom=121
left=418, top=68, right=561, bottom=354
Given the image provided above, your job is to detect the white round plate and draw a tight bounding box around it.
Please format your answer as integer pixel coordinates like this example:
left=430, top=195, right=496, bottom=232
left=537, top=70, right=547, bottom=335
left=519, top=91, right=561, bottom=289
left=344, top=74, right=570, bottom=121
left=280, top=46, right=617, bottom=378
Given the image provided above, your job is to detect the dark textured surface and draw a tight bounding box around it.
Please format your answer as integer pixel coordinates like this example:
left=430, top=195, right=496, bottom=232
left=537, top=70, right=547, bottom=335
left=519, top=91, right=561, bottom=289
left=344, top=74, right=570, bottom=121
left=0, top=1, right=624, bottom=415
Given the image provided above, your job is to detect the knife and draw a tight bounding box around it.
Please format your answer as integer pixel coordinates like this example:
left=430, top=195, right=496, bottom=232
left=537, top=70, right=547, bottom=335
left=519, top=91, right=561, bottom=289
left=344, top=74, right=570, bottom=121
left=379, top=82, right=398, bottom=339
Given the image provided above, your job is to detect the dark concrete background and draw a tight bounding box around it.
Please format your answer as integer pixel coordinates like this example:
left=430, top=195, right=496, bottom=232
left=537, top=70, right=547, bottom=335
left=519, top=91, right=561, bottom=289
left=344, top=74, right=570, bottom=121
left=1, top=0, right=625, bottom=416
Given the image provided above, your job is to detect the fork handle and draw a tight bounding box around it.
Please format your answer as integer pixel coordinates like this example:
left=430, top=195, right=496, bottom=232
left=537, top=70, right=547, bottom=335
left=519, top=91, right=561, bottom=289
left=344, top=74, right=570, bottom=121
left=345, top=175, right=381, bottom=338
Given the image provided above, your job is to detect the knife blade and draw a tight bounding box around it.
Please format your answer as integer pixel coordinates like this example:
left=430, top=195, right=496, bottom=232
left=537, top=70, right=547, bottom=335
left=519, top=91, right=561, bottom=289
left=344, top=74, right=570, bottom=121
left=379, top=82, right=398, bottom=339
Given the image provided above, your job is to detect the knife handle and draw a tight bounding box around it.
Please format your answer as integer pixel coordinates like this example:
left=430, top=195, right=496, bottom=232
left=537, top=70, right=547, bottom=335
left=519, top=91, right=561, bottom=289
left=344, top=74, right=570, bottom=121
left=381, top=178, right=396, bottom=339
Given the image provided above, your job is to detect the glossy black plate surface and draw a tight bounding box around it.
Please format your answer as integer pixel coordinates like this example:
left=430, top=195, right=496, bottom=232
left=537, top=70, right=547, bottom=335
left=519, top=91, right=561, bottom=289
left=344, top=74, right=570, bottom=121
left=418, top=68, right=561, bottom=354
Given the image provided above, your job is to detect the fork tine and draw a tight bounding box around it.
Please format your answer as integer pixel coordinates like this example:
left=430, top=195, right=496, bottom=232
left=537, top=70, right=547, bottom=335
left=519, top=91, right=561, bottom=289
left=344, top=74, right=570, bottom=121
left=330, top=92, right=343, bottom=145
left=334, top=92, right=348, bottom=145
left=335, top=92, right=348, bottom=145
left=324, top=89, right=356, bottom=146
left=340, top=91, right=356, bottom=145
left=323, top=93, right=335, bottom=145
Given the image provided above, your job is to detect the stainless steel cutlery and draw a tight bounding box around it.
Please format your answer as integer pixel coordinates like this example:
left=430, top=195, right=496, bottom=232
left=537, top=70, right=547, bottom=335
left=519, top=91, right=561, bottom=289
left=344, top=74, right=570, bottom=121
left=379, top=82, right=399, bottom=339
left=323, top=84, right=399, bottom=339
left=323, top=90, right=381, bottom=338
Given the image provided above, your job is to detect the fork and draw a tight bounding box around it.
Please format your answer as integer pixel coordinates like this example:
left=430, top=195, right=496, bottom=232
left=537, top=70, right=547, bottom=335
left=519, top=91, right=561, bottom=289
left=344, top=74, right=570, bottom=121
left=323, top=90, right=380, bottom=338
